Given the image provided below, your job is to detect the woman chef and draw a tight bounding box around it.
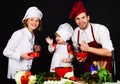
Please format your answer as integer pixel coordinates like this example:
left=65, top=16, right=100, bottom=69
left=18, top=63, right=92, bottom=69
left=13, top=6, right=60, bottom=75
left=3, top=6, right=42, bottom=83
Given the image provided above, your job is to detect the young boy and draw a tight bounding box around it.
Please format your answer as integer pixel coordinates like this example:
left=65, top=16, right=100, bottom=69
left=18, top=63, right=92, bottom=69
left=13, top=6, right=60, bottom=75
left=46, top=23, right=74, bottom=72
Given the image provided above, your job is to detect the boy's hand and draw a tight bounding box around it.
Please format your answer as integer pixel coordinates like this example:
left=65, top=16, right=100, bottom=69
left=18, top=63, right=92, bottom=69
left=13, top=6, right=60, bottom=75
left=62, top=58, right=72, bottom=63
left=45, top=36, right=53, bottom=46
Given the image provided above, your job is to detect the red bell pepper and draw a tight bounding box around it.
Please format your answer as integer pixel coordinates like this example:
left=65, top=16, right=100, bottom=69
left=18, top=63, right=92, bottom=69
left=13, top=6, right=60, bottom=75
left=21, top=75, right=29, bottom=84
left=28, top=52, right=40, bottom=58
left=76, top=52, right=87, bottom=58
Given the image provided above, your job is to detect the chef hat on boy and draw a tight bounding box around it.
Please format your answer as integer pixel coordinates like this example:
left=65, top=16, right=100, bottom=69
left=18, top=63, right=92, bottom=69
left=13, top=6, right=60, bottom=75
left=22, top=6, right=43, bottom=22
left=56, top=23, right=73, bottom=42
left=69, top=1, right=87, bottom=19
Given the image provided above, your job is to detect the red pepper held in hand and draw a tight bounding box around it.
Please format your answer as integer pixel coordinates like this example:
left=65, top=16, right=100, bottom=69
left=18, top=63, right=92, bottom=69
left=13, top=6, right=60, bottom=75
left=28, top=51, right=40, bottom=58
left=76, top=52, right=87, bottom=58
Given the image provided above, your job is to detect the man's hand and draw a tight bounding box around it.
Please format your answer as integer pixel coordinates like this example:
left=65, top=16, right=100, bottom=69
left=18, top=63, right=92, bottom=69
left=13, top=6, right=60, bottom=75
left=80, top=41, right=89, bottom=52
left=76, top=55, right=87, bottom=62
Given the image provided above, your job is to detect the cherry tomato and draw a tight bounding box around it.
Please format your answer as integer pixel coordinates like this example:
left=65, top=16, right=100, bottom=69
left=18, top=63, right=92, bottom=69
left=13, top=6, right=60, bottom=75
left=69, top=76, right=82, bottom=81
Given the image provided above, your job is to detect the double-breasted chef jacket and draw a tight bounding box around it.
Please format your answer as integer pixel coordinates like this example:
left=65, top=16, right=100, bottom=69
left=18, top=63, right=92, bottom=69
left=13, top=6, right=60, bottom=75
left=3, top=27, right=34, bottom=79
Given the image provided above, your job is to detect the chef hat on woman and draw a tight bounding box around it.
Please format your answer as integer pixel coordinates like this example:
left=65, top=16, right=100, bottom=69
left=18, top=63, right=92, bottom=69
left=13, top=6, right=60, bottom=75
left=69, top=1, right=87, bottom=19
left=56, top=23, right=73, bottom=42
left=22, top=6, right=43, bottom=22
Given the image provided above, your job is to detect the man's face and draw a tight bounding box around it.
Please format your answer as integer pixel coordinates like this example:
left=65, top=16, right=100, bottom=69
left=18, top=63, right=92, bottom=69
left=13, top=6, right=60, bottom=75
left=75, top=12, right=90, bottom=30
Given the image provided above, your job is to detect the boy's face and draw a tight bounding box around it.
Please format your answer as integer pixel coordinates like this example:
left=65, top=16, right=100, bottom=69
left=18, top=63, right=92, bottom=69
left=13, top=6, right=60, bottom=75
left=55, top=33, right=65, bottom=44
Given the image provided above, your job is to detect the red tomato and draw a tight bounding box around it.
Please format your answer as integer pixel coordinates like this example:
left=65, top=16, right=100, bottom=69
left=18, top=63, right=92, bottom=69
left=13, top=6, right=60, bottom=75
left=69, top=76, right=82, bottom=81
left=25, top=71, right=31, bottom=78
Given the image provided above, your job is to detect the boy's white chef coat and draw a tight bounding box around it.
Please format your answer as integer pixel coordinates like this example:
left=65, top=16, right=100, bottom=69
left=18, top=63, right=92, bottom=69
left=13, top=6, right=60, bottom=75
left=49, top=44, right=72, bottom=72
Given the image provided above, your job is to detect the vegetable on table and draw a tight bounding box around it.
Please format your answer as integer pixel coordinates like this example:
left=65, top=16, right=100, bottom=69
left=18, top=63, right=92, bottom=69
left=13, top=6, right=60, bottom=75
left=21, top=75, right=29, bottom=84
left=15, top=71, right=37, bottom=84
left=81, top=68, right=113, bottom=84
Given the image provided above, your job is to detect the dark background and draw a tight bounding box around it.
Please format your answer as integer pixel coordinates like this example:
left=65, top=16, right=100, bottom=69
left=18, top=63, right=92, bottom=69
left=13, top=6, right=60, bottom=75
left=1, top=0, right=120, bottom=82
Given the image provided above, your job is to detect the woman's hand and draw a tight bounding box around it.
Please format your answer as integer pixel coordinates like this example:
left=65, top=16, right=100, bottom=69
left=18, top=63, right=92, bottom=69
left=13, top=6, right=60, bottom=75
left=20, top=53, right=34, bottom=60
left=34, top=45, right=41, bottom=51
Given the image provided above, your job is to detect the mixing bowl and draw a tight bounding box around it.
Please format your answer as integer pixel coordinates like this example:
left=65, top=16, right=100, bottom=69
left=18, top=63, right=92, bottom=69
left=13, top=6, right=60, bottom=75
left=53, top=67, right=74, bottom=78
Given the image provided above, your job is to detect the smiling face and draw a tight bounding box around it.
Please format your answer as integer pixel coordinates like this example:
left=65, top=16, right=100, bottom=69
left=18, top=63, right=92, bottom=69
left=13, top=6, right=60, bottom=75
left=26, top=17, right=40, bottom=32
left=55, top=33, right=65, bottom=44
left=75, top=12, right=90, bottom=30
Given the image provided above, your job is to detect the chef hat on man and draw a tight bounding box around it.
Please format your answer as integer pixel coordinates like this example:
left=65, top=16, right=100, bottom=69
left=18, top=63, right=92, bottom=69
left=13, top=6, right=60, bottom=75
left=69, top=1, right=87, bottom=19
left=22, top=6, right=43, bottom=22
left=56, top=23, right=73, bottom=42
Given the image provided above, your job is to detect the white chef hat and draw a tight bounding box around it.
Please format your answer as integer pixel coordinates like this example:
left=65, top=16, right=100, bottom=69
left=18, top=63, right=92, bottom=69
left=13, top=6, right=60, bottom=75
left=56, top=23, right=73, bottom=42
left=22, top=6, right=43, bottom=22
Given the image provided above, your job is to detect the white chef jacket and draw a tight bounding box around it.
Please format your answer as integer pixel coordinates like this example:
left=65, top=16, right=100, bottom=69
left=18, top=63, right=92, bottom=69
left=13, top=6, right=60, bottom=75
left=48, top=44, right=73, bottom=72
left=72, top=23, right=114, bottom=52
left=3, top=27, right=34, bottom=79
